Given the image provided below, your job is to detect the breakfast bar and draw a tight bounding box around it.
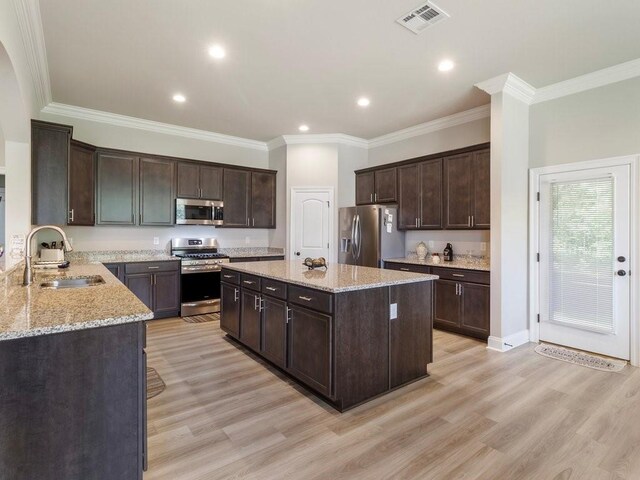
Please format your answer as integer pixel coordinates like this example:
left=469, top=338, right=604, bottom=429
left=220, top=260, right=438, bottom=411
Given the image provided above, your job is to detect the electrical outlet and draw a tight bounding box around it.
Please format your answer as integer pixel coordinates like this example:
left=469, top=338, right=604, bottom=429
left=480, top=242, right=487, bottom=252
left=67, top=237, right=73, bottom=248
left=390, top=303, right=398, bottom=320
left=428, top=240, right=435, bottom=249
left=153, top=237, right=160, bottom=246
left=245, top=236, right=251, bottom=245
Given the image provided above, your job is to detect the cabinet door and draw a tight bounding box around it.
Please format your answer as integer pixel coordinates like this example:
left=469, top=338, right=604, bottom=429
left=287, top=305, right=332, bottom=397
left=199, top=165, right=223, bottom=200
left=31, top=121, right=71, bottom=225
left=223, top=169, right=251, bottom=227
left=434, top=279, right=461, bottom=329
left=261, top=296, right=287, bottom=368
left=461, top=283, right=490, bottom=338
left=472, top=149, right=490, bottom=229
left=374, top=167, right=397, bottom=203
left=355, top=172, right=375, bottom=205
left=240, top=290, right=261, bottom=351
left=251, top=171, right=276, bottom=228
left=153, top=271, right=180, bottom=318
left=97, top=152, right=138, bottom=225
left=126, top=273, right=153, bottom=311
left=176, top=162, right=200, bottom=198
left=443, top=153, right=473, bottom=229
left=220, top=283, right=240, bottom=337
left=68, top=140, right=96, bottom=226
left=397, top=164, right=420, bottom=230
left=139, top=157, right=175, bottom=226
left=419, top=159, right=443, bottom=229
left=104, top=263, right=125, bottom=283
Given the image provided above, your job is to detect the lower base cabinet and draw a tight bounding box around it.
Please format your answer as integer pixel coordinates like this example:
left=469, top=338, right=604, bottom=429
left=220, top=268, right=433, bottom=411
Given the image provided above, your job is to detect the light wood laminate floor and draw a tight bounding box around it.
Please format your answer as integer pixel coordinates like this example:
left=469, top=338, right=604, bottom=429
left=144, top=318, right=640, bottom=480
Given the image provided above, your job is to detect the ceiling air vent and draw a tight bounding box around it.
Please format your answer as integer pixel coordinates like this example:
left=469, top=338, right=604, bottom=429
left=396, top=1, right=449, bottom=34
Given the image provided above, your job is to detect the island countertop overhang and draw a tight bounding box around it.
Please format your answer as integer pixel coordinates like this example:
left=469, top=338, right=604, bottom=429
left=221, top=260, right=438, bottom=293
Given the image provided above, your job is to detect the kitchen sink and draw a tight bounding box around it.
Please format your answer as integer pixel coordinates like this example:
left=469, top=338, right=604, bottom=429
left=40, top=275, right=106, bottom=289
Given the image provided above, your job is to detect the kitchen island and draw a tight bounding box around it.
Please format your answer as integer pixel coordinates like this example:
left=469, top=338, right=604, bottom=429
left=0, top=262, right=152, bottom=480
left=220, top=261, right=438, bottom=411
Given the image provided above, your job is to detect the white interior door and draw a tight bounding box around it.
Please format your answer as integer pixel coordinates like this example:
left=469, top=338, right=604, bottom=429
left=539, top=165, right=630, bottom=360
left=291, top=189, right=330, bottom=261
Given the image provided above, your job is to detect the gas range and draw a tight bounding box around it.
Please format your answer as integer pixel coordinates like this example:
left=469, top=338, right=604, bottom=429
left=171, top=238, right=229, bottom=272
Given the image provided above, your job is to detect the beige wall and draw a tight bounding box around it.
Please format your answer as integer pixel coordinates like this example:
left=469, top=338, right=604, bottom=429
left=530, top=77, right=640, bottom=168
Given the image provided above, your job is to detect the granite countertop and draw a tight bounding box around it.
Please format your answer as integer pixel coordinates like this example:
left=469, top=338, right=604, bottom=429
left=66, top=250, right=179, bottom=264
left=385, top=255, right=490, bottom=272
left=0, top=263, right=153, bottom=341
left=220, top=247, right=285, bottom=258
left=223, top=260, right=438, bottom=293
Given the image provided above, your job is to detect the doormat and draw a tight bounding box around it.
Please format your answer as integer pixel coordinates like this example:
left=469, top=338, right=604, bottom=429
left=147, top=367, right=166, bottom=399
left=182, top=313, right=220, bottom=324
left=535, top=343, right=626, bottom=372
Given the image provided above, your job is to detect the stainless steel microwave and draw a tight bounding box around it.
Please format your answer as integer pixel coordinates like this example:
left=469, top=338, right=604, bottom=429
left=176, top=199, right=224, bottom=226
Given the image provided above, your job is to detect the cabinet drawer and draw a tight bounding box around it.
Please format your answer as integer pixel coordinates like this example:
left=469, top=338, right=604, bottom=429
left=288, top=285, right=333, bottom=314
left=384, top=262, right=431, bottom=274
left=241, top=273, right=261, bottom=291
left=125, top=261, right=180, bottom=274
left=261, top=278, right=287, bottom=300
left=221, top=269, right=240, bottom=285
left=431, top=267, right=489, bottom=285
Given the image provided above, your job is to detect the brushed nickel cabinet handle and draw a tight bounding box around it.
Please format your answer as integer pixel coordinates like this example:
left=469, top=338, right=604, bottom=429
left=468, top=216, right=471, bottom=227
left=148, top=266, right=160, bottom=270
left=298, top=296, right=313, bottom=302
left=400, top=268, right=410, bottom=271
left=234, top=288, right=239, bottom=301
left=223, top=274, right=234, bottom=279
left=244, top=280, right=255, bottom=285
left=68, top=209, right=74, bottom=223
left=452, top=273, right=464, bottom=277
left=266, top=286, right=277, bottom=291
left=286, top=307, right=292, bottom=323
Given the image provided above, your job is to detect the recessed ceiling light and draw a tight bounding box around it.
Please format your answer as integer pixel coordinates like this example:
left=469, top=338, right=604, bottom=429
left=298, top=125, right=309, bottom=132
left=172, top=93, right=186, bottom=103
left=438, top=59, right=455, bottom=72
left=357, top=97, right=371, bottom=107
left=208, top=45, right=226, bottom=59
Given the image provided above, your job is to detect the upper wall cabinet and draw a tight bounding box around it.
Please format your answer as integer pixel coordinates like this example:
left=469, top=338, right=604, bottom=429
left=68, top=140, right=96, bottom=226
left=96, top=151, right=138, bottom=225
left=31, top=120, right=72, bottom=225
left=443, top=148, right=490, bottom=230
left=398, top=159, right=442, bottom=230
left=223, top=169, right=277, bottom=228
left=355, top=167, right=397, bottom=205
left=139, top=157, right=175, bottom=226
left=176, top=162, right=223, bottom=200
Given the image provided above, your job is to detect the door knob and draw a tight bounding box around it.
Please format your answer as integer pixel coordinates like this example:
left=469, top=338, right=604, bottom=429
left=618, top=256, right=627, bottom=262
left=295, top=252, right=301, bottom=256
left=617, top=270, right=627, bottom=276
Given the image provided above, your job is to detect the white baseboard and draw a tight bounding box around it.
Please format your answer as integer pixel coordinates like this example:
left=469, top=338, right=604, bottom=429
left=487, top=329, right=531, bottom=352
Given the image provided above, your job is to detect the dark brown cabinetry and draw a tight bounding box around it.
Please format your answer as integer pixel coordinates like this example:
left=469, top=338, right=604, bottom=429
left=0, top=322, right=146, bottom=479
left=223, top=169, right=277, bottom=228
left=68, top=140, right=96, bottom=225
left=220, top=282, right=240, bottom=337
left=398, top=159, right=442, bottom=230
left=177, top=162, right=223, bottom=200
left=31, top=120, right=72, bottom=225
left=220, top=267, right=433, bottom=411
left=355, top=168, right=397, bottom=205
left=96, top=151, right=138, bottom=225
left=287, top=305, right=332, bottom=397
left=139, top=157, right=175, bottom=226
left=443, top=149, right=490, bottom=230
left=104, top=262, right=125, bottom=283
left=383, top=261, right=430, bottom=274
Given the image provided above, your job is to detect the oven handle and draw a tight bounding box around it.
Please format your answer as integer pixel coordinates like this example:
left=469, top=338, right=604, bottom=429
left=182, top=300, right=219, bottom=307
left=181, top=267, right=223, bottom=274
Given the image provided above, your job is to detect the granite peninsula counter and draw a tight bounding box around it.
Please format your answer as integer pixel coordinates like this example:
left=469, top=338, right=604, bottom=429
left=220, top=260, right=437, bottom=411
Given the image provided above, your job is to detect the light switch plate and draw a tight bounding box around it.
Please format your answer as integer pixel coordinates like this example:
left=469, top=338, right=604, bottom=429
left=390, top=303, right=398, bottom=320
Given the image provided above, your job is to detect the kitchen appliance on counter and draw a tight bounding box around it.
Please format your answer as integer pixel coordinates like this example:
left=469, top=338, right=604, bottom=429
left=338, top=206, right=405, bottom=268
left=176, top=198, right=224, bottom=226
left=171, top=238, right=229, bottom=316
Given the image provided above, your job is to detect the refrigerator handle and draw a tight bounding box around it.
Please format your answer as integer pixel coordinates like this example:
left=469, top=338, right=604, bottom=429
left=351, top=214, right=357, bottom=255
left=355, top=214, right=362, bottom=260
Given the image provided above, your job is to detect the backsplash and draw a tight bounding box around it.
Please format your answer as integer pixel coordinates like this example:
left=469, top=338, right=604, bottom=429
left=405, top=230, right=490, bottom=258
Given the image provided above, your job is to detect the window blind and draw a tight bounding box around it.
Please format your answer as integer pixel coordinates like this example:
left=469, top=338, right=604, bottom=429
left=547, top=177, right=614, bottom=333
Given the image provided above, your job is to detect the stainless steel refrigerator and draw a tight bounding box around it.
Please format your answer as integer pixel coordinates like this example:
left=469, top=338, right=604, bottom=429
left=338, top=205, right=405, bottom=268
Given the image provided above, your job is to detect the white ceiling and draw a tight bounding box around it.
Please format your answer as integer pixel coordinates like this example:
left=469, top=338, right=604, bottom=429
left=39, top=0, right=640, bottom=141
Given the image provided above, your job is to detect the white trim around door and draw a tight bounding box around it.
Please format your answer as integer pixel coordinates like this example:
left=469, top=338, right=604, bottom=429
left=529, top=155, right=640, bottom=365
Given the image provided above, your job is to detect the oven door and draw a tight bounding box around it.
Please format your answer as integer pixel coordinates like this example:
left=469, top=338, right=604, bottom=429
left=176, top=199, right=223, bottom=226
left=180, top=269, right=221, bottom=316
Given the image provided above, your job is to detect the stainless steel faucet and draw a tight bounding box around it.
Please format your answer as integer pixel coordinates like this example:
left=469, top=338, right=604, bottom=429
left=23, top=225, right=73, bottom=286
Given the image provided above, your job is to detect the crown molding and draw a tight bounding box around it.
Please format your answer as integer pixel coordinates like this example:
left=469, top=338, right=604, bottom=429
left=475, top=73, right=536, bottom=104
left=41, top=102, right=269, bottom=151
left=12, top=0, right=51, bottom=109
left=533, top=57, right=640, bottom=104
left=368, top=104, right=490, bottom=149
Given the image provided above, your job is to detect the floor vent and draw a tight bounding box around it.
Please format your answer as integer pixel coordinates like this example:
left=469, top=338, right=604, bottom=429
left=396, top=1, right=449, bottom=34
